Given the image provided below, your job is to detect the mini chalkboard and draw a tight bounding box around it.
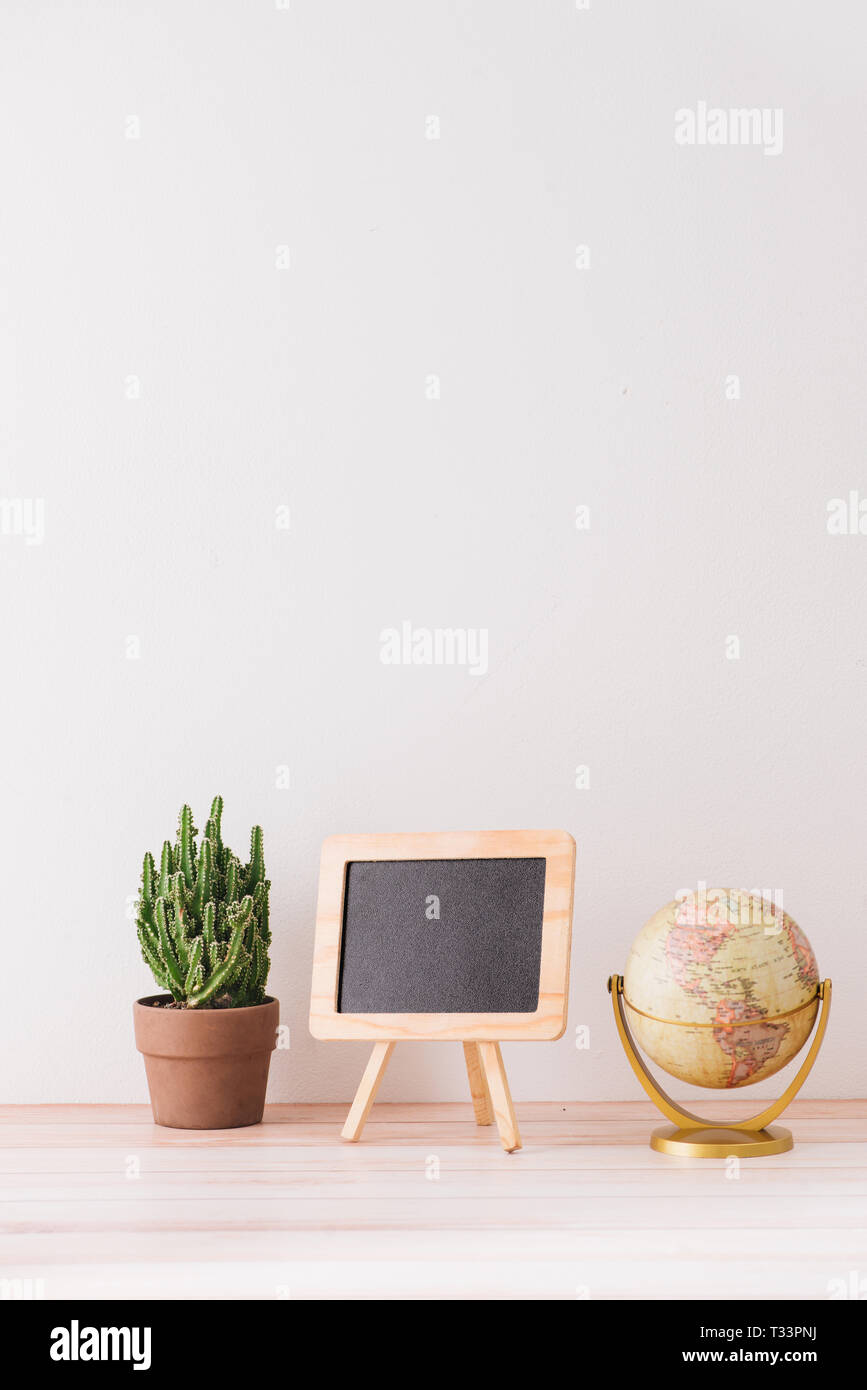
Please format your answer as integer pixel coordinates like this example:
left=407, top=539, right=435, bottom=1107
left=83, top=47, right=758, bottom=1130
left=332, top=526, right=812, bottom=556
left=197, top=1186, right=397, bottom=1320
left=309, top=830, right=576, bottom=1151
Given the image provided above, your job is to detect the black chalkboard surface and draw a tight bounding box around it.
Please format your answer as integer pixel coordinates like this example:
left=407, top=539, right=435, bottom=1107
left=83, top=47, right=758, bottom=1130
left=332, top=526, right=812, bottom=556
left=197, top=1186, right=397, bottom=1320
left=337, top=857, right=547, bottom=1014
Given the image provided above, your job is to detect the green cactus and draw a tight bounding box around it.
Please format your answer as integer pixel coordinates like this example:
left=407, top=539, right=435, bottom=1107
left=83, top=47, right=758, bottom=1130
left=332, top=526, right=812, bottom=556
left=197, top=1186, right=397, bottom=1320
left=136, top=797, right=272, bottom=1008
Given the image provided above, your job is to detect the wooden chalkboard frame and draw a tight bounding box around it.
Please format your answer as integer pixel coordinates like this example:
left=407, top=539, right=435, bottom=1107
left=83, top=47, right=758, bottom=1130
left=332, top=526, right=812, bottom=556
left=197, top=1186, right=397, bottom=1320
left=309, top=829, right=576, bottom=1043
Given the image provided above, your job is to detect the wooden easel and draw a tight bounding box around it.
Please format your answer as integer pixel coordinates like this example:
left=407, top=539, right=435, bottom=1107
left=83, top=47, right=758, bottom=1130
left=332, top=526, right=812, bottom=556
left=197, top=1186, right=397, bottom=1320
left=341, top=1040, right=521, bottom=1152
left=310, top=830, right=576, bottom=1155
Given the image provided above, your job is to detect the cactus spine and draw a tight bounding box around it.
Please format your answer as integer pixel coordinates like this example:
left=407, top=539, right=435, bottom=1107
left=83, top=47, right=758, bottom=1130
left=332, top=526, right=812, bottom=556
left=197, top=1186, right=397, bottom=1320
left=136, top=797, right=271, bottom=1008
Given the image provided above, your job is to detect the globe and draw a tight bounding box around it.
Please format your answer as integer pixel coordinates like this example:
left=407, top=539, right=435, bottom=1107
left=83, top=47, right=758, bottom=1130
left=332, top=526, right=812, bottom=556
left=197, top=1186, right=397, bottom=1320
left=623, top=890, right=820, bottom=1089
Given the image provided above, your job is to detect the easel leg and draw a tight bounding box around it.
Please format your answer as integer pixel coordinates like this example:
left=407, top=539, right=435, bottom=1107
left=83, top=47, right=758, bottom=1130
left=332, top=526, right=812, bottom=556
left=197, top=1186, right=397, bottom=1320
left=341, top=1041, right=395, bottom=1143
left=479, top=1041, right=522, bottom=1153
left=463, top=1041, right=493, bottom=1126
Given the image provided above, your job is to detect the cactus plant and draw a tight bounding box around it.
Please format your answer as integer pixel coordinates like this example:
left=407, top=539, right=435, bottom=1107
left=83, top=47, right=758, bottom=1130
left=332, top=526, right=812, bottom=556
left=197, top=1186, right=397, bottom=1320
left=136, top=797, right=271, bottom=1008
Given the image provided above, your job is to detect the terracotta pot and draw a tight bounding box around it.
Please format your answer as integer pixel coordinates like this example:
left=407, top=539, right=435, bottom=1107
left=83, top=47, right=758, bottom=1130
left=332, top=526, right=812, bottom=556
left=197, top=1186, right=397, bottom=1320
left=134, top=995, right=279, bottom=1129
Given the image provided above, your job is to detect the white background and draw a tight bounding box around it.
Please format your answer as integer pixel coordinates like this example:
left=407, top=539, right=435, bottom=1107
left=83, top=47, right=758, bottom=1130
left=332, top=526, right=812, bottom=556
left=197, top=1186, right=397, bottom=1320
left=1, top=2, right=864, bottom=1105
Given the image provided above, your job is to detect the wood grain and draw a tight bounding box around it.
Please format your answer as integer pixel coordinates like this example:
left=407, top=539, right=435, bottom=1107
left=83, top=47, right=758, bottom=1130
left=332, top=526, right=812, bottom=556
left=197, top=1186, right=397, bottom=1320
left=4, top=1102, right=863, bottom=1299
left=340, top=1042, right=394, bottom=1142
left=309, top=829, right=576, bottom=1041
left=463, top=1042, right=493, bottom=1126
left=479, top=1041, right=522, bottom=1152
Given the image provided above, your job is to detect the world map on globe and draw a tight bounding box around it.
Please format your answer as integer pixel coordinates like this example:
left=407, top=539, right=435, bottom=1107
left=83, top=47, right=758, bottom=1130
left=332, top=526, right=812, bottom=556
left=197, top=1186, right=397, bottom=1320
left=623, top=890, right=820, bottom=1089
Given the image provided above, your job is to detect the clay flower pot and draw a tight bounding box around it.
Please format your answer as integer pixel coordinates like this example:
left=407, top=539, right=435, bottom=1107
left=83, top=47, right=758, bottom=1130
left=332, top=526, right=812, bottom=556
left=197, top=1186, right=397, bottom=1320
left=134, top=995, right=279, bottom=1129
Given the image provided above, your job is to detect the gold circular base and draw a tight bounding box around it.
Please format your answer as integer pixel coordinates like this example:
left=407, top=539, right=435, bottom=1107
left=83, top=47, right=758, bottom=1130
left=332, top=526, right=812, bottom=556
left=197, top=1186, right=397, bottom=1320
left=650, top=1124, right=793, bottom=1158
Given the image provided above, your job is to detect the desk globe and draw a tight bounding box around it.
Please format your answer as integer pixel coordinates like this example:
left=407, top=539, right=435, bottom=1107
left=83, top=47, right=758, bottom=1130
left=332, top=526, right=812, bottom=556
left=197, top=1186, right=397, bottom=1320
left=609, top=890, right=831, bottom=1157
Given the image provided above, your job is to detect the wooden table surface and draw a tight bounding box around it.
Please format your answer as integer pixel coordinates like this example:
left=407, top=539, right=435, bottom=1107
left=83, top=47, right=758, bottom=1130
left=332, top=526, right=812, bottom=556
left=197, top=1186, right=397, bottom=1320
left=2, top=1101, right=866, bottom=1300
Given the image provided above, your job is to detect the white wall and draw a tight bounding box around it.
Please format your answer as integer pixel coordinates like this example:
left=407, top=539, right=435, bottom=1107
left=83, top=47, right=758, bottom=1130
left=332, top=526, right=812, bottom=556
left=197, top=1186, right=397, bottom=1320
left=1, top=2, right=864, bottom=1106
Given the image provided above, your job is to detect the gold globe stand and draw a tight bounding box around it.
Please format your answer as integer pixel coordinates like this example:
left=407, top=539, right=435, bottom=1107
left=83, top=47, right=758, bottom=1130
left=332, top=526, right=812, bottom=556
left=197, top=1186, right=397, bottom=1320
left=608, top=975, right=832, bottom=1157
